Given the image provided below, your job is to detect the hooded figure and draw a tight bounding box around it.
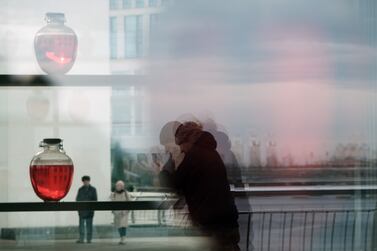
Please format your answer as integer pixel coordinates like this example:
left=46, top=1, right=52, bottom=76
left=160, top=122, right=240, bottom=251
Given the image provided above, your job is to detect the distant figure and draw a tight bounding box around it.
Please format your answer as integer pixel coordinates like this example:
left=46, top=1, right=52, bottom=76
left=76, top=175, right=98, bottom=244
left=110, top=180, right=131, bottom=245
left=160, top=121, right=240, bottom=251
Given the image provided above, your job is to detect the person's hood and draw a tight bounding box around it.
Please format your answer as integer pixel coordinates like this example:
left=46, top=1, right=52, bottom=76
left=160, top=121, right=182, bottom=145
left=194, top=131, right=217, bottom=150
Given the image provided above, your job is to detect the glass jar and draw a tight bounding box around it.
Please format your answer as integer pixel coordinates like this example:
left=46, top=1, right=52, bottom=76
left=34, top=12, right=78, bottom=74
left=30, top=138, right=74, bottom=202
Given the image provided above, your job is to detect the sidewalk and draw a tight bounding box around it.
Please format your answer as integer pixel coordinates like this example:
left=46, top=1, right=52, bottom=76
left=0, top=237, right=210, bottom=251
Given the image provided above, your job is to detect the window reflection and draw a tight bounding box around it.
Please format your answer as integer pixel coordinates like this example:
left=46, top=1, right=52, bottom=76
left=0, top=0, right=376, bottom=250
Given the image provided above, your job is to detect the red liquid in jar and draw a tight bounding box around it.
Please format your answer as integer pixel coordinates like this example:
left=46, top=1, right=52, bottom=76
left=30, top=164, right=74, bottom=201
left=35, top=34, right=77, bottom=73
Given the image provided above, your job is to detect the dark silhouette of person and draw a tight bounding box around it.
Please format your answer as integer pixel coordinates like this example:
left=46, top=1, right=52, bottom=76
left=213, top=131, right=243, bottom=185
left=200, top=117, right=243, bottom=185
left=76, top=175, right=98, bottom=244
left=160, top=121, right=240, bottom=251
left=214, top=130, right=254, bottom=250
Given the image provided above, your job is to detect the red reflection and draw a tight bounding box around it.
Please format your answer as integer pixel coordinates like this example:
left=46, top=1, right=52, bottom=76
left=30, top=164, right=74, bottom=201
left=34, top=34, right=77, bottom=74
left=45, top=52, right=72, bottom=65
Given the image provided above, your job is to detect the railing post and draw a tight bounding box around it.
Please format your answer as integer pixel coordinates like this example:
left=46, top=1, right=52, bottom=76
left=282, top=212, right=287, bottom=251
left=267, top=213, right=273, bottom=251
left=364, top=210, right=371, bottom=251
left=246, top=212, right=252, bottom=251
left=289, top=212, right=294, bottom=251
left=324, top=211, right=329, bottom=251
left=310, top=212, right=315, bottom=251
left=330, top=212, right=336, bottom=251
left=344, top=211, right=349, bottom=251
left=351, top=211, right=357, bottom=250
left=371, top=209, right=377, bottom=251
left=303, top=211, right=308, bottom=251
left=261, top=212, right=266, bottom=251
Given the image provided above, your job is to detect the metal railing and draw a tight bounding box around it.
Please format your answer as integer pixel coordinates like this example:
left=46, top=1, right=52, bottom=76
left=124, top=207, right=377, bottom=251
left=1, top=198, right=377, bottom=251
left=239, top=208, right=376, bottom=251
left=126, top=207, right=377, bottom=251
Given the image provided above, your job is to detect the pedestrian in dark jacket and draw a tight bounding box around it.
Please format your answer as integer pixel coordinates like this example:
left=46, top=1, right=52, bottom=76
left=160, top=122, right=240, bottom=251
left=76, top=175, right=97, bottom=244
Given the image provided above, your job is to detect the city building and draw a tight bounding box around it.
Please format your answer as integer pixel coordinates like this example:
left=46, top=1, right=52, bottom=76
left=266, top=140, right=279, bottom=167
left=108, top=0, right=172, bottom=154
left=231, top=137, right=245, bottom=167
left=109, top=0, right=170, bottom=74
left=249, top=138, right=262, bottom=168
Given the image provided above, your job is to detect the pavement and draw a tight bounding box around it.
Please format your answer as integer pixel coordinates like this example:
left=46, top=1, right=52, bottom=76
left=0, top=237, right=211, bottom=251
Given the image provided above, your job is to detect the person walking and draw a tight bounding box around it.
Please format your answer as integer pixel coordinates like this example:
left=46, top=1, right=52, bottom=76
left=76, top=175, right=97, bottom=244
left=110, top=180, right=131, bottom=245
left=159, top=121, right=241, bottom=251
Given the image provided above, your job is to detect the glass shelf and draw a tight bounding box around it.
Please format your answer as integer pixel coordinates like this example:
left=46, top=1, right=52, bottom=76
left=0, top=75, right=146, bottom=87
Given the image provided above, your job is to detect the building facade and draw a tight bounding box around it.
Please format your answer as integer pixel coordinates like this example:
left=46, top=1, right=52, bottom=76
left=109, top=0, right=169, bottom=74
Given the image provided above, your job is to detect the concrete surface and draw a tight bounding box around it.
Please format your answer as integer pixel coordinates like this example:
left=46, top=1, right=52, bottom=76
left=0, top=237, right=211, bottom=251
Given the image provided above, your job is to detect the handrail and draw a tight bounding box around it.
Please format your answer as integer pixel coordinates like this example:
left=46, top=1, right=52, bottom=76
left=0, top=200, right=177, bottom=212
left=1, top=184, right=376, bottom=212
left=231, top=185, right=377, bottom=196
left=135, top=185, right=377, bottom=196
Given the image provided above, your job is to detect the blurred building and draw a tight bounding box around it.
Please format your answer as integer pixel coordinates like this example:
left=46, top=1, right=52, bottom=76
left=281, top=153, right=295, bottom=167
left=249, top=138, right=262, bottom=168
left=358, top=143, right=370, bottom=162
left=109, top=0, right=169, bottom=74
left=111, top=85, right=148, bottom=145
left=108, top=0, right=170, bottom=156
left=266, top=140, right=279, bottom=167
left=231, top=137, right=245, bottom=167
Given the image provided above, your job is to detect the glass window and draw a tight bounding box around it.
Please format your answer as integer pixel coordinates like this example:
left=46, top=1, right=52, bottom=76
left=149, top=14, right=159, bottom=35
left=135, top=0, right=144, bottom=8
left=112, top=87, right=144, bottom=138
left=124, top=15, right=143, bottom=58
left=0, top=1, right=376, bottom=250
left=109, top=0, right=120, bottom=9
left=109, top=17, right=117, bottom=59
left=122, top=0, right=132, bottom=9
left=148, top=0, right=158, bottom=7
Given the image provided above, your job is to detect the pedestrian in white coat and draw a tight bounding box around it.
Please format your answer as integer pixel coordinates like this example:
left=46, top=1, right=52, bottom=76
left=110, top=180, right=130, bottom=245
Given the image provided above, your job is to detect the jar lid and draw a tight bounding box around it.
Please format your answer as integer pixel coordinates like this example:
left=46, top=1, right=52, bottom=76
left=43, top=138, right=62, bottom=144
left=45, top=12, right=66, bottom=24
